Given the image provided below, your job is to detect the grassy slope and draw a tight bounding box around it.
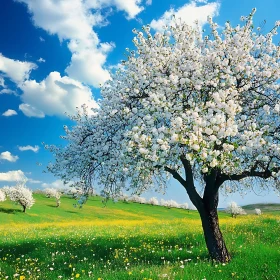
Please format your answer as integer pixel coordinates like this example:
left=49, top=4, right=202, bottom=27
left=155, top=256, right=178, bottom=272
left=0, top=194, right=201, bottom=226
left=0, top=195, right=279, bottom=280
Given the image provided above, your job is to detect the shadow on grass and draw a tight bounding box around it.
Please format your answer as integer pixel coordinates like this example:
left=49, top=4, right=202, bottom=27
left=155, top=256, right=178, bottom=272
left=0, top=207, right=22, bottom=214
left=47, top=204, right=59, bottom=208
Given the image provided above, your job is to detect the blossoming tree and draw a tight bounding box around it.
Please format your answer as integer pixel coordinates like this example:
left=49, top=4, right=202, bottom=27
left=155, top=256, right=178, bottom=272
left=44, top=188, right=61, bottom=207
left=225, top=201, right=246, bottom=218
left=47, top=9, right=280, bottom=262
left=8, top=181, right=35, bottom=212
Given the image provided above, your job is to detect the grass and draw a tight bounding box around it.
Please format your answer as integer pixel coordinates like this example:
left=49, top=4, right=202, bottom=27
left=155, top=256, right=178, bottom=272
left=0, top=194, right=279, bottom=279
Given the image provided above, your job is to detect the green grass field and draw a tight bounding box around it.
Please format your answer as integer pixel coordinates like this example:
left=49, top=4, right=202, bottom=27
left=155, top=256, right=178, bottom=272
left=0, top=194, right=279, bottom=280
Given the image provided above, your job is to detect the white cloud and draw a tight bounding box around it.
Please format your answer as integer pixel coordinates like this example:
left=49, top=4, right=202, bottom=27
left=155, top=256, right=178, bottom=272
left=2, top=109, right=17, bottom=117
left=28, top=178, right=42, bottom=184
left=0, top=76, right=5, bottom=87
left=0, top=89, right=16, bottom=95
left=109, top=62, right=125, bottom=71
left=150, top=0, right=220, bottom=32
left=0, top=53, right=37, bottom=84
left=146, top=0, right=152, bottom=6
left=85, top=0, right=144, bottom=20
left=18, top=145, right=40, bottom=153
left=0, top=151, right=19, bottom=162
left=0, top=170, right=25, bottom=181
left=66, top=42, right=114, bottom=87
left=42, top=179, right=72, bottom=190
left=17, top=0, right=146, bottom=88
left=37, top=57, right=46, bottom=63
left=19, top=103, right=45, bottom=118
left=19, top=71, right=98, bottom=117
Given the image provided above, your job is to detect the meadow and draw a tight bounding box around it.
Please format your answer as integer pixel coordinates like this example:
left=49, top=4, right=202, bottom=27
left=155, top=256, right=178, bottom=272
left=0, top=195, right=279, bottom=280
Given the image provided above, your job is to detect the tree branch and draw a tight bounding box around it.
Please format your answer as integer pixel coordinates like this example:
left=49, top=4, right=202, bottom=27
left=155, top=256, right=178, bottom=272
left=164, top=166, right=186, bottom=186
left=219, top=165, right=280, bottom=184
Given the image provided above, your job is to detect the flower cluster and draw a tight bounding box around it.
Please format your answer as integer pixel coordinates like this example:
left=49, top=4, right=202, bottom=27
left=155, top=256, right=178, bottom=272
left=47, top=9, right=280, bottom=198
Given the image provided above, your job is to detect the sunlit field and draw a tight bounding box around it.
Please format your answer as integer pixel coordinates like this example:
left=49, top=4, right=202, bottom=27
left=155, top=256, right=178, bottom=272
left=0, top=195, right=279, bottom=280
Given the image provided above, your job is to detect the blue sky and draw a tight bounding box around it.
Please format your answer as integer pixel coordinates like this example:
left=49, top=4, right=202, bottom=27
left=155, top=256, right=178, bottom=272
left=0, top=0, right=280, bottom=207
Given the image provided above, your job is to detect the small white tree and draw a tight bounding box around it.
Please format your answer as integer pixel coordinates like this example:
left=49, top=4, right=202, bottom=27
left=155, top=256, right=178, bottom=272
left=179, top=202, right=189, bottom=210
left=225, top=201, right=246, bottom=218
left=0, top=189, right=6, bottom=202
left=118, top=192, right=129, bottom=202
left=149, top=197, right=159, bottom=206
left=129, top=195, right=146, bottom=204
left=162, top=199, right=179, bottom=208
left=44, top=188, right=61, bottom=207
left=136, top=196, right=146, bottom=204
left=2, top=186, right=12, bottom=196
left=255, top=208, right=262, bottom=215
left=8, top=181, right=35, bottom=212
left=68, top=187, right=83, bottom=198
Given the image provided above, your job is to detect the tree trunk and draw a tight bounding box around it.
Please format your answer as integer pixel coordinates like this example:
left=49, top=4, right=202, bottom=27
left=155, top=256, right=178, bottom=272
left=23, top=205, right=26, bottom=213
left=198, top=207, right=231, bottom=262
left=165, top=160, right=231, bottom=262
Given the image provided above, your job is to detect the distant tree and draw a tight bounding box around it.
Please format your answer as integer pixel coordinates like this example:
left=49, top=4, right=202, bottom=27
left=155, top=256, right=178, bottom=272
left=255, top=208, right=262, bottom=215
left=149, top=197, right=159, bottom=206
left=8, top=181, right=35, bottom=212
left=44, top=188, right=61, bottom=207
left=47, top=9, right=280, bottom=262
left=179, top=202, right=189, bottom=210
left=225, top=201, right=246, bottom=218
left=161, top=199, right=179, bottom=209
left=0, top=189, right=6, bottom=202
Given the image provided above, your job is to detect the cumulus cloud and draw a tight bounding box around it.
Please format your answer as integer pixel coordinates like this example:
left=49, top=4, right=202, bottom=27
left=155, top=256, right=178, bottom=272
left=19, top=71, right=98, bottom=117
left=150, top=0, right=220, bottom=32
left=2, top=109, right=17, bottom=117
left=0, top=170, right=25, bottom=181
left=42, top=179, right=72, bottom=190
left=0, top=151, right=19, bottom=162
left=18, top=145, right=40, bottom=153
left=19, top=103, right=45, bottom=118
left=17, top=0, right=147, bottom=88
left=0, top=53, right=37, bottom=84
left=66, top=42, right=114, bottom=87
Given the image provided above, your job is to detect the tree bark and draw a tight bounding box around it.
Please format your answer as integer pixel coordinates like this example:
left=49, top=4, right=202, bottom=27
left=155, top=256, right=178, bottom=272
left=198, top=207, right=231, bottom=262
left=23, top=205, right=26, bottom=213
left=165, top=161, right=231, bottom=262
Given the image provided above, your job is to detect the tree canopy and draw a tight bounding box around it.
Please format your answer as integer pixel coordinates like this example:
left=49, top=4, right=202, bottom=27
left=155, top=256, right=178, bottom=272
left=47, top=9, right=280, bottom=261
left=48, top=9, right=280, bottom=197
